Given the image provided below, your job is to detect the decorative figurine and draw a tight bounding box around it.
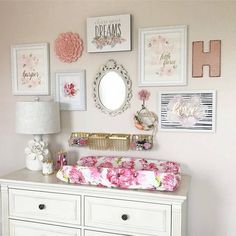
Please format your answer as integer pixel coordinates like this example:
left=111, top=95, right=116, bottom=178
left=42, top=157, right=54, bottom=175
left=56, top=151, right=67, bottom=170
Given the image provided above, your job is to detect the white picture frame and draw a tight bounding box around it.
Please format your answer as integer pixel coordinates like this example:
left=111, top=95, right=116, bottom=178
left=159, top=90, right=216, bottom=132
left=11, top=43, right=49, bottom=95
left=139, top=25, right=187, bottom=87
left=55, top=71, right=86, bottom=111
left=87, top=14, right=131, bottom=53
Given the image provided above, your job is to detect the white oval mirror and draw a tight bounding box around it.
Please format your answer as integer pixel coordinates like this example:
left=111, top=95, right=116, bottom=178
left=93, top=60, right=132, bottom=116
left=99, top=71, right=126, bottom=111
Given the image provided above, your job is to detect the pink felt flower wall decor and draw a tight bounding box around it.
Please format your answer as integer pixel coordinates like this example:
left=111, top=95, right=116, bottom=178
left=138, top=89, right=150, bottom=101
left=54, top=32, right=83, bottom=63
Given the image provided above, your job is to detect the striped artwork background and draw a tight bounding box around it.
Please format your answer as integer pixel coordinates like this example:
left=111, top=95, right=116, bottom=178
left=159, top=91, right=216, bottom=132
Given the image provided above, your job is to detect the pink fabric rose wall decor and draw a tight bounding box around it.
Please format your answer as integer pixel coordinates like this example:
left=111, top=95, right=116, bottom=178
left=54, top=32, right=83, bottom=63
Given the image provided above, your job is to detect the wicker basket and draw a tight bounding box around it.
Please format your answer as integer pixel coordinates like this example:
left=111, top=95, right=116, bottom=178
left=109, top=134, right=130, bottom=151
left=88, top=133, right=109, bottom=150
left=131, top=134, right=153, bottom=151
left=68, top=132, right=90, bottom=147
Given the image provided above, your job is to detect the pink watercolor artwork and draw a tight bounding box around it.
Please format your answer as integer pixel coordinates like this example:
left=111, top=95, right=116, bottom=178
left=159, top=91, right=216, bottom=132
left=63, top=82, right=78, bottom=97
left=146, top=35, right=177, bottom=77
left=166, top=95, right=206, bottom=127
left=92, top=35, right=126, bottom=50
left=139, top=26, right=187, bottom=86
left=12, top=43, right=49, bottom=95
left=20, top=54, right=41, bottom=88
left=87, top=14, right=131, bottom=53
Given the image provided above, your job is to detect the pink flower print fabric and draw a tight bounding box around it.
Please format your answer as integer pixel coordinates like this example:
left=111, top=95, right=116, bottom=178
left=106, top=168, right=138, bottom=189
left=79, top=156, right=97, bottom=167
left=56, top=156, right=181, bottom=191
left=68, top=166, right=85, bottom=184
left=162, top=173, right=180, bottom=191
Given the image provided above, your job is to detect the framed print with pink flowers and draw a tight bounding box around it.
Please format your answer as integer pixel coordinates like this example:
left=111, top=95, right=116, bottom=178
left=11, top=43, right=49, bottom=95
left=87, top=14, right=131, bottom=53
left=55, top=71, right=86, bottom=111
left=159, top=90, right=216, bottom=132
left=139, top=25, right=187, bottom=87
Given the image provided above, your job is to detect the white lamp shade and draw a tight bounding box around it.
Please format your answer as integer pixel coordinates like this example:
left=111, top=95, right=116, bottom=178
left=15, top=101, right=61, bottom=135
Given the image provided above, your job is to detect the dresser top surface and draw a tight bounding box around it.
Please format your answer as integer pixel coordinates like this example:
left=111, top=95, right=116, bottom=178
left=0, top=168, right=190, bottom=200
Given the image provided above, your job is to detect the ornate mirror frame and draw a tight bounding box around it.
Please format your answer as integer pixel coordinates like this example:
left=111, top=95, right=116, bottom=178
left=93, top=59, right=132, bottom=116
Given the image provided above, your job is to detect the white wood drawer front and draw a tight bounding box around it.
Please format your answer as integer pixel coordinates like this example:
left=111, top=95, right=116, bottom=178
left=85, top=230, right=126, bottom=236
left=85, top=196, right=171, bottom=236
left=10, top=220, right=81, bottom=236
left=9, top=189, right=81, bottom=225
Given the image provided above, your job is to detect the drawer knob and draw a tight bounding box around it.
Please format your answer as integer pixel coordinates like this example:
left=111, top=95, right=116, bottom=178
left=121, top=214, right=128, bottom=221
left=38, top=204, right=45, bottom=210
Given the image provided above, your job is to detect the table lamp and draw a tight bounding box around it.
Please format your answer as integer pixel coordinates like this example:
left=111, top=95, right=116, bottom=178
left=15, top=100, right=61, bottom=171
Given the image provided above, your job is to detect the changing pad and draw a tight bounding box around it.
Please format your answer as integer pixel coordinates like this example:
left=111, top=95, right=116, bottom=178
left=56, top=156, right=181, bottom=191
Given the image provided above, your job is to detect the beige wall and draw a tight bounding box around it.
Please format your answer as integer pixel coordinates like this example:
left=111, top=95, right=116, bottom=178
left=1, top=0, right=236, bottom=235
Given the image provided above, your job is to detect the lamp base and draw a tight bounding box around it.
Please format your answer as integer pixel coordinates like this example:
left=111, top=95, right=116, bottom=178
left=25, top=135, right=49, bottom=171
left=26, top=157, right=43, bottom=171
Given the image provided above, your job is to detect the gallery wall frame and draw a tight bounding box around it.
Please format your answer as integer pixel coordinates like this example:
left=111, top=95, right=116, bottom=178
left=159, top=90, right=216, bottom=132
left=87, top=14, right=131, bottom=53
left=55, top=71, right=86, bottom=111
left=11, top=43, right=49, bottom=95
left=139, top=25, right=187, bottom=87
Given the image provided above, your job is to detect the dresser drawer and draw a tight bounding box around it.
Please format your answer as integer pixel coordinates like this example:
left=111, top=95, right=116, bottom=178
left=9, top=189, right=81, bottom=225
left=85, top=230, right=126, bottom=236
left=10, top=220, right=81, bottom=236
left=85, top=196, right=171, bottom=236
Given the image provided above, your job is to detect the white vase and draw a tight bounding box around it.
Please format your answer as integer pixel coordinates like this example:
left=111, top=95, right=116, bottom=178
left=26, top=158, right=42, bottom=171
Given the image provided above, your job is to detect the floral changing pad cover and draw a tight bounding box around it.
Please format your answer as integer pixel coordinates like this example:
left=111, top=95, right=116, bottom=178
left=56, top=156, right=181, bottom=191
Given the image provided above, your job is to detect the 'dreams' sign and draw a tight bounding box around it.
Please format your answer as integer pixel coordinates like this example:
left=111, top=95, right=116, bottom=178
left=87, top=14, right=131, bottom=53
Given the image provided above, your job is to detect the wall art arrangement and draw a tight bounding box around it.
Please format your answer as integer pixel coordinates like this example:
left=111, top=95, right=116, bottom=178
left=54, top=32, right=83, bottom=63
left=55, top=71, right=86, bottom=111
left=11, top=43, right=49, bottom=95
left=139, top=25, right=187, bottom=87
left=87, top=14, right=131, bottom=53
left=11, top=15, right=221, bottom=135
left=159, top=90, right=216, bottom=132
left=192, top=40, right=221, bottom=77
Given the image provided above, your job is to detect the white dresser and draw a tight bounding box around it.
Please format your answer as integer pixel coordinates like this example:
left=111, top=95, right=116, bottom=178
left=0, top=169, right=190, bottom=236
